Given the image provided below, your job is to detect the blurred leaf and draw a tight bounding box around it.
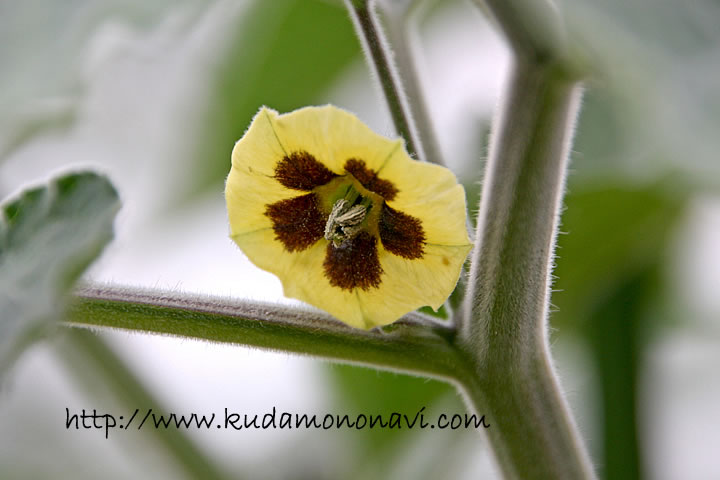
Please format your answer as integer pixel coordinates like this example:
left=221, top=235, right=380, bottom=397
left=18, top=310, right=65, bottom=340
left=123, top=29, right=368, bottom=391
left=0, top=172, right=119, bottom=375
left=0, top=0, right=208, bottom=161
left=189, top=0, right=361, bottom=196
left=584, top=265, right=660, bottom=480
left=57, top=329, right=231, bottom=480
left=551, top=181, right=687, bottom=330
left=327, top=364, right=459, bottom=478
left=417, top=304, right=448, bottom=319
left=558, top=0, right=720, bottom=187
left=552, top=181, right=687, bottom=480
left=330, top=365, right=453, bottom=421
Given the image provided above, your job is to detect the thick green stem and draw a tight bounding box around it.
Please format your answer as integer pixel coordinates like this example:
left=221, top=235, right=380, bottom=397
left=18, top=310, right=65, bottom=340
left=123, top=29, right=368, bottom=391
left=65, top=285, right=469, bottom=385
left=473, top=0, right=566, bottom=65
left=344, top=0, right=423, bottom=161
left=461, top=59, right=594, bottom=479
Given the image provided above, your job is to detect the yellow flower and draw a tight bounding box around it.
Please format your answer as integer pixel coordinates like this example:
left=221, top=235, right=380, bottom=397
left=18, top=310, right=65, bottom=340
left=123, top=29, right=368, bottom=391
left=225, top=105, right=471, bottom=329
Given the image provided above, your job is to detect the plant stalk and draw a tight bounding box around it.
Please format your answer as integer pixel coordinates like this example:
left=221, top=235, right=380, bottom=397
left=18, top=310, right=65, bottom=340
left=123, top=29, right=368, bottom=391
left=461, top=59, right=594, bottom=479
left=344, top=0, right=423, bottom=162
left=65, top=285, right=469, bottom=385
left=374, top=0, right=446, bottom=167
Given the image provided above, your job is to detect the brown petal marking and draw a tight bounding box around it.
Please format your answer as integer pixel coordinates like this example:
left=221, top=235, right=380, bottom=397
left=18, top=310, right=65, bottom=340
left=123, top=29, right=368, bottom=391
left=265, top=193, right=326, bottom=252
left=274, top=151, right=337, bottom=191
left=323, top=232, right=383, bottom=291
left=344, top=158, right=398, bottom=201
left=379, top=204, right=425, bottom=259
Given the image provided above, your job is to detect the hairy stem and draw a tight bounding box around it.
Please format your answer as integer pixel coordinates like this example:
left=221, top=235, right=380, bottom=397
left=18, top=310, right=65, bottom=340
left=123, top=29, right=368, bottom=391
left=461, top=58, right=594, bottom=478
left=344, top=0, right=423, bottom=162
left=65, top=285, right=469, bottom=385
left=473, top=0, right=566, bottom=65
left=375, top=0, right=446, bottom=167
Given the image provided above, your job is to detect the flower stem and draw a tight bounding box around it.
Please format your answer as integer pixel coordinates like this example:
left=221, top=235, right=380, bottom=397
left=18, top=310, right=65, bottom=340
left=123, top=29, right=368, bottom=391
left=461, top=58, right=595, bottom=478
left=448, top=0, right=596, bottom=476
left=374, top=0, right=447, bottom=167
left=343, top=0, right=423, bottom=162
left=65, top=285, right=469, bottom=384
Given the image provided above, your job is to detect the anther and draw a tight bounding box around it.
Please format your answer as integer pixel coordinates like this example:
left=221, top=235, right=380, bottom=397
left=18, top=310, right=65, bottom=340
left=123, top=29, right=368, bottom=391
left=324, top=198, right=369, bottom=247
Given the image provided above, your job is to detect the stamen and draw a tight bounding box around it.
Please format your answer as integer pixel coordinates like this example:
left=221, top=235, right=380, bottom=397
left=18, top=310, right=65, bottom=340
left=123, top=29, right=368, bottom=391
left=324, top=187, right=372, bottom=247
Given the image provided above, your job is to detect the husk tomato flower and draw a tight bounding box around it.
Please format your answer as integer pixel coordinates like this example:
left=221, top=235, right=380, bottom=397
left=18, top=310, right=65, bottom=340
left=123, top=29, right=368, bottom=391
left=225, top=105, right=471, bottom=329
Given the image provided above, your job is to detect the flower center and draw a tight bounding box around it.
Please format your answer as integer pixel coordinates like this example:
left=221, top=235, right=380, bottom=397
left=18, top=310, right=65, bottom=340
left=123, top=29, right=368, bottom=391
left=324, top=184, right=372, bottom=247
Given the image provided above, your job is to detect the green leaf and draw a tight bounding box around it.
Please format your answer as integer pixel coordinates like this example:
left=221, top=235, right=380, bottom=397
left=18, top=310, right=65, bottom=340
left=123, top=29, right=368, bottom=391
left=549, top=180, right=688, bottom=480
left=326, top=364, right=459, bottom=478
left=0, top=172, right=119, bottom=374
left=584, top=265, right=659, bottom=480
left=551, top=181, right=686, bottom=329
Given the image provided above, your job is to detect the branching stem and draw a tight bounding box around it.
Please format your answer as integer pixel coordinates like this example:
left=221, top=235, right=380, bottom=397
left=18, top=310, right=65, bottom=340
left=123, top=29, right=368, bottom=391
left=64, top=2, right=597, bottom=479
left=461, top=61, right=594, bottom=479
left=66, top=285, right=470, bottom=385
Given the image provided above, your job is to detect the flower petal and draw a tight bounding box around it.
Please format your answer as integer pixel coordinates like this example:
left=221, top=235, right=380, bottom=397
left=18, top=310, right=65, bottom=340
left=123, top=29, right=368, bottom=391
left=226, top=165, right=296, bottom=237
left=274, top=151, right=337, bottom=191
left=232, top=228, right=374, bottom=329
left=322, top=232, right=383, bottom=290
left=226, top=105, right=473, bottom=329
left=378, top=152, right=471, bottom=247
left=227, top=107, right=302, bottom=238
left=378, top=204, right=425, bottom=259
left=324, top=242, right=471, bottom=328
left=231, top=107, right=288, bottom=177
left=265, top=193, right=326, bottom=252
left=233, top=227, right=469, bottom=330
left=268, top=105, right=403, bottom=174
left=370, top=242, right=471, bottom=312
left=343, top=158, right=398, bottom=200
